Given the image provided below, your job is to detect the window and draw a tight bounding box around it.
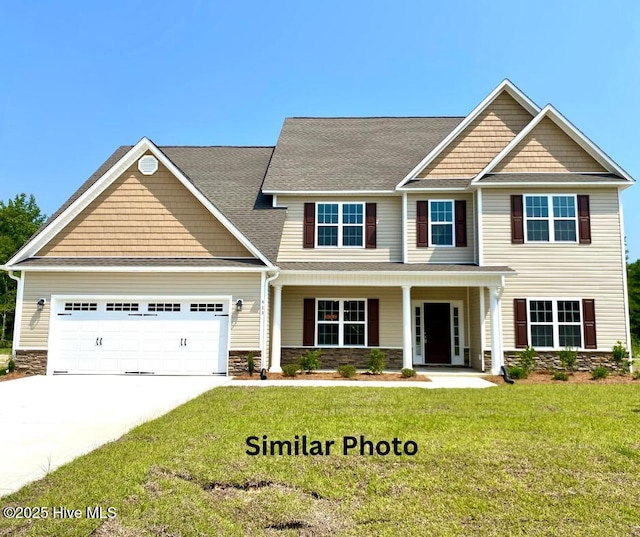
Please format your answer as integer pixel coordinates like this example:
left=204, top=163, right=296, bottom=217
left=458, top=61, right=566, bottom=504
left=316, top=299, right=366, bottom=346
left=190, top=303, right=224, bottom=312
left=106, top=303, right=139, bottom=312
left=316, top=203, right=364, bottom=247
left=524, top=195, right=577, bottom=242
left=148, top=303, right=181, bottom=312
left=528, top=299, right=582, bottom=348
left=64, top=302, right=97, bottom=311
left=429, top=200, right=454, bottom=246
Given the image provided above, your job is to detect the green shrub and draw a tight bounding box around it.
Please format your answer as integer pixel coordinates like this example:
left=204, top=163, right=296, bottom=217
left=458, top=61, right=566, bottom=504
left=516, top=346, right=536, bottom=375
left=552, top=371, right=569, bottom=381
left=632, top=370, right=640, bottom=380
left=591, top=366, right=609, bottom=380
left=0, top=368, right=6, bottom=376
left=282, top=364, right=299, bottom=377
left=558, top=347, right=577, bottom=372
left=8, top=359, right=15, bottom=373
left=0, top=340, right=11, bottom=349
left=612, top=341, right=629, bottom=373
left=337, top=365, right=357, bottom=378
left=401, top=368, right=416, bottom=378
left=299, top=349, right=321, bottom=374
left=368, top=349, right=386, bottom=374
left=247, top=352, right=255, bottom=376
left=507, top=366, right=527, bottom=379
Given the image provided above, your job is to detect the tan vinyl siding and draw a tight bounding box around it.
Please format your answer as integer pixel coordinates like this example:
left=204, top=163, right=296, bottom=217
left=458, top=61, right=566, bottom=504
left=418, top=92, right=533, bottom=179
left=482, top=187, right=626, bottom=349
left=19, top=272, right=262, bottom=350
left=281, top=286, right=403, bottom=347
left=37, top=159, right=252, bottom=257
left=492, top=117, right=607, bottom=173
left=407, top=193, right=475, bottom=263
left=276, top=196, right=402, bottom=262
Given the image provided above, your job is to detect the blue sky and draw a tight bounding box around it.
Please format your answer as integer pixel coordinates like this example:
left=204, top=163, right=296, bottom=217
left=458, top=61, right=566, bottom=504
left=1, top=1, right=638, bottom=259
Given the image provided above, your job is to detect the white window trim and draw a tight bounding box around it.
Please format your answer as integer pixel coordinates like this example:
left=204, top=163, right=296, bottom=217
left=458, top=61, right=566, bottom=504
left=315, top=298, right=367, bottom=347
left=315, top=202, right=365, bottom=248
left=523, top=194, right=578, bottom=244
left=526, top=298, right=584, bottom=350
left=428, top=199, right=455, bottom=247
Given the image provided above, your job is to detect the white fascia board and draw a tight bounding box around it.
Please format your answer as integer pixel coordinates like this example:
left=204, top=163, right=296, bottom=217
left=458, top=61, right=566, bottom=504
left=472, top=105, right=635, bottom=184
left=395, top=79, right=541, bottom=189
left=470, top=181, right=632, bottom=189
left=262, top=190, right=397, bottom=196
left=396, top=186, right=470, bottom=192
left=7, top=138, right=274, bottom=268
left=8, top=265, right=271, bottom=273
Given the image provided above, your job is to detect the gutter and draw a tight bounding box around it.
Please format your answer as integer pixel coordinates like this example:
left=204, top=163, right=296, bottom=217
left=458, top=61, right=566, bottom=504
left=6, top=270, right=22, bottom=359
left=261, top=270, right=280, bottom=370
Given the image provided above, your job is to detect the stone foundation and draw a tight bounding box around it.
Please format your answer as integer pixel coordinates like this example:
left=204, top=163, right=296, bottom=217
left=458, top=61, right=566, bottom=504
left=281, top=348, right=403, bottom=370
left=15, top=350, right=48, bottom=375
left=485, top=350, right=627, bottom=372
left=228, top=350, right=262, bottom=376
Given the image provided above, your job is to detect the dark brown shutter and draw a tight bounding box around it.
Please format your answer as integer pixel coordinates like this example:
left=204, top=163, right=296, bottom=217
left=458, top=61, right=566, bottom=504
left=514, top=298, right=528, bottom=348
left=417, top=201, right=429, bottom=247
left=511, top=195, right=524, bottom=244
left=455, top=200, right=467, bottom=247
left=577, top=195, right=591, bottom=244
left=367, top=299, right=379, bottom=346
left=303, top=298, right=315, bottom=346
left=303, top=203, right=315, bottom=248
left=582, top=299, right=597, bottom=349
left=365, top=203, right=377, bottom=249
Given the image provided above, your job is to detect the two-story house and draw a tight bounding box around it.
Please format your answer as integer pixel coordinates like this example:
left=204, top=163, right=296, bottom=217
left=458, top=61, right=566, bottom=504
left=3, top=80, right=633, bottom=376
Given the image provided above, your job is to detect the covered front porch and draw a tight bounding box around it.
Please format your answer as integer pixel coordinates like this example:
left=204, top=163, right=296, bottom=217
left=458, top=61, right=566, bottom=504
left=268, top=263, right=514, bottom=375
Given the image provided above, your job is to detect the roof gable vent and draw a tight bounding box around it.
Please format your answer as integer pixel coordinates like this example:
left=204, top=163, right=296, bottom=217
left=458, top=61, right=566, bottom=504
left=138, top=155, right=158, bottom=175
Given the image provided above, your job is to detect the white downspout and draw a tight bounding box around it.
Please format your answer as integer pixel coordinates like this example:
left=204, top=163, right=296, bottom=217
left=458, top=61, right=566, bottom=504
left=402, top=192, right=408, bottom=263
left=261, top=270, right=280, bottom=370
left=618, top=193, right=633, bottom=370
left=7, top=270, right=23, bottom=359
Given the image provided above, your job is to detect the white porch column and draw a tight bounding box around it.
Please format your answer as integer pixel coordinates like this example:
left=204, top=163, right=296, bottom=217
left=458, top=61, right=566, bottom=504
left=270, top=284, right=282, bottom=373
left=489, top=286, right=503, bottom=375
left=402, top=285, right=412, bottom=369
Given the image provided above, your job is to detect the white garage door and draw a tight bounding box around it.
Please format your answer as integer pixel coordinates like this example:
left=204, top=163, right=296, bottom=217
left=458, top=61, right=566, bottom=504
left=49, top=298, right=230, bottom=375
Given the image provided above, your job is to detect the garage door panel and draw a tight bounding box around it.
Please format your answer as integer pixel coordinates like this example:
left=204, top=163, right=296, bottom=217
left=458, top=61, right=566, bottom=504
left=50, top=298, right=229, bottom=375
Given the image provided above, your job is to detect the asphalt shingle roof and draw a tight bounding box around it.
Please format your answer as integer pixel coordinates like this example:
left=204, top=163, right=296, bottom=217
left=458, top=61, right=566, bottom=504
left=16, top=257, right=265, bottom=268
left=262, top=117, right=464, bottom=192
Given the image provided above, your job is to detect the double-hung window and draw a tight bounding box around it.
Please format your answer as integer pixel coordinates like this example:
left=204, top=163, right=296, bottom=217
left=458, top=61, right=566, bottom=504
left=529, top=299, right=582, bottom=348
left=316, top=203, right=364, bottom=247
left=316, top=299, right=366, bottom=346
left=429, top=200, right=454, bottom=246
left=524, top=195, right=577, bottom=242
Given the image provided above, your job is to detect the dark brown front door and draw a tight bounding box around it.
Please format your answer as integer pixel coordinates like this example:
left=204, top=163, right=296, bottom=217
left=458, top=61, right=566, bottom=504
left=424, top=303, right=451, bottom=364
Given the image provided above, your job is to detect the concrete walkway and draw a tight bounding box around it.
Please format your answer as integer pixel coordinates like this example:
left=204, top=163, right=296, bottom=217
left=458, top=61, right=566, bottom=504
left=0, top=375, right=230, bottom=497
left=231, top=375, right=496, bottom=389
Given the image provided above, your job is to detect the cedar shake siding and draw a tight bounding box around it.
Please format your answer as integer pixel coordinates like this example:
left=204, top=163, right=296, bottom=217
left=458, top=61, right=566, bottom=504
left=492, top=117, right=608, bottom=173
left=19, top=272, right=262, bottom=351
left=482, top=187, right=625, bottom=350
left=37, top=159, right=253, bottom=258
left=417, top=92, right=533, bottom=178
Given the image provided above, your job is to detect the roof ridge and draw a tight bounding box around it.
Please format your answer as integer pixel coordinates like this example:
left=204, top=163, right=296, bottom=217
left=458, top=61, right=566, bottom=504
left=160, top=145, right=275, bottom=149
left=285, top=116, right=465, bottom=120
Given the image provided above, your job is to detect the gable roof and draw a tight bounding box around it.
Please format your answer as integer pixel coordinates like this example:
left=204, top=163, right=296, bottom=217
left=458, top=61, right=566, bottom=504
left=262, top=117, right=463, bottom=193
left=8, top=140, right=285, bottom=266
left=396, top=79, right=541, bottom=188
left=473, top=105, right=635, bottom=184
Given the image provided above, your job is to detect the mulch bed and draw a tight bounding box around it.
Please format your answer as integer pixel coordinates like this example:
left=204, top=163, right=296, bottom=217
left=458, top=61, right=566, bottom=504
left=489, top=371, right=639, bottom=385
left=233, top=371, right=430, bottom=382
left=0, top=371, right=27, bottom=382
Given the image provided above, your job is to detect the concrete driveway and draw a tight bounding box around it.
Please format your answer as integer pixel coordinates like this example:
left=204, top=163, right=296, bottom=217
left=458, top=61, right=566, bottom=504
left=0, top=375, right=230, bottom=497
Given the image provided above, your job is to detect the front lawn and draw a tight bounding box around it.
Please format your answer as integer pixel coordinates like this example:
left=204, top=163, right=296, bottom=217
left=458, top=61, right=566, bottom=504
left=2, top=385, right=640, bottom=536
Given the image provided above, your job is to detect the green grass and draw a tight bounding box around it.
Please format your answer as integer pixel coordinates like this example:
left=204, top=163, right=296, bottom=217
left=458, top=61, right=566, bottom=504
left=2, top=385, right=640, bottom=536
